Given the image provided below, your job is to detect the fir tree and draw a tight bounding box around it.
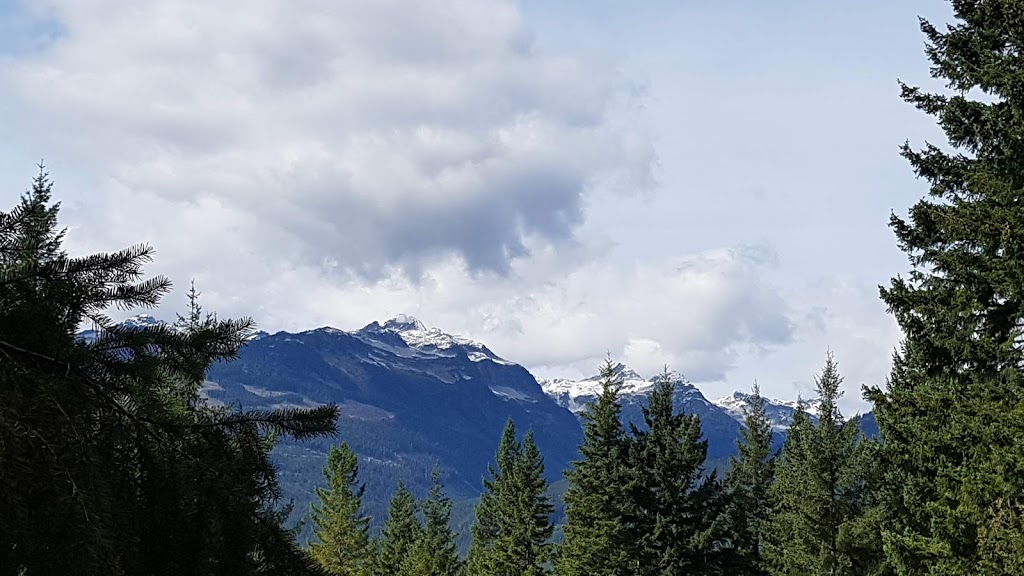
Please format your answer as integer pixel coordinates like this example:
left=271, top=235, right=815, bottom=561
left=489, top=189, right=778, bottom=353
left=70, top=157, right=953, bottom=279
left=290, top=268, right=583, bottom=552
left=0, top=167, right=337, bottom=575
left=518, top=431, right=556, bottom=571
left=764, top=353, right=884, bottom=576
left=725, top=381, right=775, bottom=576
left=467, top=419, right=554, bottom=576
left=310, top=443, right=373, bottom=576
left=864, top=2, right=1024, bottom=573
left=629, top=368, right=734, bottom=575
left=404, top=468, right=464, bottom=576
left=375, top=481, right=423, bottom=576
left=558, top=357, right=637, bottom=576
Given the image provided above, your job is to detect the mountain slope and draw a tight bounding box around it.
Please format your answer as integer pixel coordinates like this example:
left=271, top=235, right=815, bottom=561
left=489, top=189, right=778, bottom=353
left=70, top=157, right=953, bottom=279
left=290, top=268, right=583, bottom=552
left=202, top=315, right=584, bottom=536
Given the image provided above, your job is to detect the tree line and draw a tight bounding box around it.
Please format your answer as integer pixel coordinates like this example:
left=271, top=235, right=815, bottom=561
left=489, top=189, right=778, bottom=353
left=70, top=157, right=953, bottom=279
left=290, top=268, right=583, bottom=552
left=306, top=353, right=883, bottom=576
left=4, top=1, right=1024, bottom=573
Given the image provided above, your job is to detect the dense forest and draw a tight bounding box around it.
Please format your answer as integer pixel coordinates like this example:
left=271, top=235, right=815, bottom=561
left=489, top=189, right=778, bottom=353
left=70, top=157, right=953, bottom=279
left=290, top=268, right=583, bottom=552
left=4, top=1, right=1024, bottom=574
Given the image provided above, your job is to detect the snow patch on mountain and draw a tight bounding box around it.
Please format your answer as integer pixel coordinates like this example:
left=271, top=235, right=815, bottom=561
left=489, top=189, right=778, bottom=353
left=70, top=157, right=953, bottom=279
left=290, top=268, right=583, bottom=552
left=120, top=314, right=163, bottom=329
left=538, top=362, right=657, bottom=404
left=242, top=384, right=289, bottom=398
left=712, top=391, right=822, bottom=431
left=352, top=315, right=515, bottom=366
left=489, top=385, right=537, bottom=403
left=539, top=363, right=706, bottom=414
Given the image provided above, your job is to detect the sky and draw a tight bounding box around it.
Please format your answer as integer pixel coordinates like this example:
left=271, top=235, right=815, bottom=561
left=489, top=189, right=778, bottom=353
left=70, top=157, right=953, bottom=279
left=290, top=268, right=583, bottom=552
left=0, top=0, right=959, bottom=412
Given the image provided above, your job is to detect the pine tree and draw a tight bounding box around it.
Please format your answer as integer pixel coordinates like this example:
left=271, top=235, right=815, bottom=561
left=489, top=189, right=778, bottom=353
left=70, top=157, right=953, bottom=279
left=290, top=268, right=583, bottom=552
left=863, top=2, right=1024, bottom=573
left=725, top=381, right=775, bottom=576
left=762, top=405, right=815, bottom=575
left=310, top=443, right=373, bottom=576
left=764, top=353, right=884, bottom=576
left=0, top=167, right=337, bottom=575
left=375, top=481, right=423, bottom=576
left=558, top=357, right=637, bottom=576
left=467, top=419, right=554, bottom=576
left=404, top=468, right=464, bottom=576
left=629, top=368, right=734, bottom=575
left=518, top=431, right=556, bottom=572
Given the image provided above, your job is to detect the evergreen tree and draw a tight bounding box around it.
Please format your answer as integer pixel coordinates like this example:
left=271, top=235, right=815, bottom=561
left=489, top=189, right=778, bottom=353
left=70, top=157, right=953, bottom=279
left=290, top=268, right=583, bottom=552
left=762, top=405, right=815, bottom=575
left=310, top=443, right=373, bottom=576
left=864, top=2, right=1024, bottom=573
left=764, top=353, right=884, bottom=576
left=0, top=167, right=337, bottom=575
left=467, top=419, right=554, bottom=576
left=375, top=481, right=423, bottom=576
left=629, top=368, right=734, bottom=575
left=404, top=468, right=464, bottom=576
left=558, top=357, right=637, bottom=576
left=725, top=381, right=775, bottom=576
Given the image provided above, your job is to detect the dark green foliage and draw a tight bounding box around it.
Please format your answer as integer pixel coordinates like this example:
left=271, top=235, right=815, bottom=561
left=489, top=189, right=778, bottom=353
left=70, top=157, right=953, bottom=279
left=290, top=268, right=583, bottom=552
left=404, top=468, right=465, bottom=576
left=865, top=2, right=1024, bottom=573
left=0, top=168, right=338, bottom=575
left=467, top=419, right=554, bottom=576
left=557, top=358, right=636, bottom=576
left=724, top=381, right=775, bottom=576
left=628, top=368, right=735, bottom=575
left=309, top=443, right=374, bottom=576
left=765, top=354, right=885, bottom=576
left=375, top=482, right=422, bottom=575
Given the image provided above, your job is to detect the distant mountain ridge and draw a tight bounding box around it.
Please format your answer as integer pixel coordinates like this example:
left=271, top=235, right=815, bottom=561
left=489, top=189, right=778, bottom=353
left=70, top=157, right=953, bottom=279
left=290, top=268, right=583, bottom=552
left=538, top=362, right=744, bottom=462
left=79, top=314, right=878, bottom=542
left=712, top=391, right=823, bottom=431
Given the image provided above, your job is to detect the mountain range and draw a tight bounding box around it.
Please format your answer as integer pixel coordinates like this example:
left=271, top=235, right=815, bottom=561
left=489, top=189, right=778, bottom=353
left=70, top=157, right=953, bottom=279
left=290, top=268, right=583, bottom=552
left=86, top=314, right=878, bottom=541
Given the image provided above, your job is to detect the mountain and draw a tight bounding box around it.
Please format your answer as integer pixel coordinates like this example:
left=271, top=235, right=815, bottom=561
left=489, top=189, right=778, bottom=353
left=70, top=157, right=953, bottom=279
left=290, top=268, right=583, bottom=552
left=712, top=391, right=822, bottom=431
left=77, top=313, right=164, bottom=343
left=712, top=391, right=880, bottom=439
left=538, top=363, right=744, bottom=463
left=200, top=314, right=583, bottom=539
left=80, top=314, right=881, bottom=544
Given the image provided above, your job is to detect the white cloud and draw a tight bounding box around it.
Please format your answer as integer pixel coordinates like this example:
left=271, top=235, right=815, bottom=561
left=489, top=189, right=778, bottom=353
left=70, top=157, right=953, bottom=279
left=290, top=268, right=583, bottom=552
left=3, top=0, right=653, bottom=276
left=209, top=242, right=795, bottom=386
left=0, top=0, right=906, bottom=407
left=722, top=276, right=904, bottom=415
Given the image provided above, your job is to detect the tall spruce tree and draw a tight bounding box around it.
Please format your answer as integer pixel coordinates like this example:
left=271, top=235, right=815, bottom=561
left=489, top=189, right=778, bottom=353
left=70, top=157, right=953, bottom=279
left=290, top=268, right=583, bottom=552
left=864, top=2, right=1024, bottom=573
left=725, top=381, right=776, bottom=576
left=404, top=468, right=464, bottom=576
left=764, top=353, right=884, bottom=576
left=0, top=167, right=337, bottom=575
left=310, top=443, right=373, bottom=576
left=558, top=357, right=637, bottom=576
left=375, top=481, right=423, bottom=576
left=629, top=369, right=734, bottom=575
left=467, top=419, right=554, bottom=576
left=762, top=405, right=815, bottom=575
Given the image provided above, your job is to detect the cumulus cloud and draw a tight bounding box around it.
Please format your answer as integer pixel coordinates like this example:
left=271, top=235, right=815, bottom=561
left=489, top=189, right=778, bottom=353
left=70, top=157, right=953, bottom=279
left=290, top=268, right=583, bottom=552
left=209, top=242, right=795, bottom=386
left=2, top=0, right=653, bottom=276
left=0, top=0, right=899, bottom=403
left=721, top=276, right=904, bottom=415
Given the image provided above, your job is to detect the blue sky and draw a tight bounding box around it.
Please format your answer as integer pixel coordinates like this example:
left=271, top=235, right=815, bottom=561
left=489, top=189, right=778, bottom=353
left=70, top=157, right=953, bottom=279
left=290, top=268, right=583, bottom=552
left=0, top=0, right=959, bottom=411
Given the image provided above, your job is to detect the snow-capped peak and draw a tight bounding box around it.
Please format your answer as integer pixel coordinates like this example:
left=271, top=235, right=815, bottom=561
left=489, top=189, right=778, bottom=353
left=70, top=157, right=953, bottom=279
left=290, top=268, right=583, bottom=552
left=711, top=391, right=822, bottom=431
left=374, top=314, right=482, bottom=350
left=539, top=364, right=663, bottom=399
left=580, top=362, right=644, bottom=383
left=351, top=315, right=515, bottom=366
left=120, top=314, right=164, bottom=329
left=381, top=314, right=427, bottom=333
